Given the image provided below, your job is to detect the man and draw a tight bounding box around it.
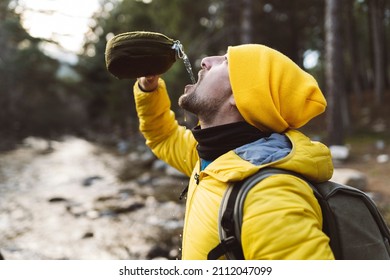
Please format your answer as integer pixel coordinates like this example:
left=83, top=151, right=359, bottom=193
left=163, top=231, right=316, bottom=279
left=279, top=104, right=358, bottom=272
left=133, top=44, right=334, bottom=259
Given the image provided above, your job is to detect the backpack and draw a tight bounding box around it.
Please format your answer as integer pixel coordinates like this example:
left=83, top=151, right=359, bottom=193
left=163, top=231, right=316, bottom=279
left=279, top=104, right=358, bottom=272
left=207, top=168, right=390, bottom=260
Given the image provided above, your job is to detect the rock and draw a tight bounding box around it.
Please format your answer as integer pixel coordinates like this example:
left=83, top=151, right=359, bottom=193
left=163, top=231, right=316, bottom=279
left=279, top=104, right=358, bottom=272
left=127, top=150, right=155, bottom=164
left=152, top=159, right=167, bottom=172
left=111, top=202, right=145, bottom=215
left=94, top=198, right=145, bottom=217
left=149, top=177, right=187, bottom=202
left=48, top=197, right=68, bottom=203
left=81, top=232, right=94, bottom=239
left=117, top=156, right=153, bottom=181
left=118, top=188, right=136, bottom=197
left=165, top=165, right=187, bottom=178
left=117, top=140, right=130, bottom=154
left=66, top=203, right=87, bottom=217
left=331, top=168, right=368, bottom=191
left=86, top=210, right=100, bottom=219
left=377, top=154, right=389, bottom=164
left=137, top=172, right=153, bottom=185
left=82, top=176, right=103, bottom=187
left=372, top=118, right=386, bottom=133
left=375, top=140, right=386, bottom=151
left=330, top=145, right=350, bottom=161
left=152, top=160, right=188, bottom=178
left=146, top=245, right=170, bottom=259
left=22, top=137, right=51, bottom=151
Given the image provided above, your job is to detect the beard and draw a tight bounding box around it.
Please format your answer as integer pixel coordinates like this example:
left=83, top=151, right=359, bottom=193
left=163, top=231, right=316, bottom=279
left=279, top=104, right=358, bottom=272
left=178, top=84, right=224, bottom=124
left=178, top=84, right=201, bottom=113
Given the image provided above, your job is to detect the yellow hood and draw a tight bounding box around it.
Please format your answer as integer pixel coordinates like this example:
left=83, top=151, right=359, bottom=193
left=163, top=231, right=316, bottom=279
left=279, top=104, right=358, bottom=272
left=228, top=44, right=326, bottom=133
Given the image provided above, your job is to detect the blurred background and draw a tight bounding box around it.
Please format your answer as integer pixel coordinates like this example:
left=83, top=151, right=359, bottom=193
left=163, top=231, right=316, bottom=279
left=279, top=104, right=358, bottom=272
left=0, top=0, right=389, bottom=260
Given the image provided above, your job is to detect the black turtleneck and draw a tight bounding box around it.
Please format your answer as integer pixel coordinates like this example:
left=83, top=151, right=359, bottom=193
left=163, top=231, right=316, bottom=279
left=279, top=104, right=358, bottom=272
left=191, top=121, right=269, bottom=162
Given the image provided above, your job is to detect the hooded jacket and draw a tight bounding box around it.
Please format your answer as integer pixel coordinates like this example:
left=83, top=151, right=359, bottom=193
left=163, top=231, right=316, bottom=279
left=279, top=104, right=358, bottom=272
left=133, top=78, right=334, bottom=259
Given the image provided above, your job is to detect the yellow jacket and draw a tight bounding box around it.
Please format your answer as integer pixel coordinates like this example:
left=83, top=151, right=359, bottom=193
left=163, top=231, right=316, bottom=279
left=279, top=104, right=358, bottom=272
left=133, top=79, right=335, bottom=260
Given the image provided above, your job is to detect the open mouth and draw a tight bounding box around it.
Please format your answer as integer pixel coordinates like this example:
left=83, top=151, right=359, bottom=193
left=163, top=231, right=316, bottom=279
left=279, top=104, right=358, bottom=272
left=184, top=69, right=205, bottom=93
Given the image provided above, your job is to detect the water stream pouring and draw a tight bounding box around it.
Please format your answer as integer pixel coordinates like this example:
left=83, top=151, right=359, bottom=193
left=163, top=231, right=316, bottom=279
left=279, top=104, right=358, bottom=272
left=172, top=41, right=196, bottom=84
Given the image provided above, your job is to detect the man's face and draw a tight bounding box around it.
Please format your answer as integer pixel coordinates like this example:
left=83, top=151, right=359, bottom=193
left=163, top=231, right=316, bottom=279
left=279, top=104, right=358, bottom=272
left=178, top=54, right=233, bottom=124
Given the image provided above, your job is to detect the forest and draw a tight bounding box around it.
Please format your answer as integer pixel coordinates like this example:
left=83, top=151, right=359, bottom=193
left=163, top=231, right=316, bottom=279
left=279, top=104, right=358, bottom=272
left=1, top=0, right=389, bottom=149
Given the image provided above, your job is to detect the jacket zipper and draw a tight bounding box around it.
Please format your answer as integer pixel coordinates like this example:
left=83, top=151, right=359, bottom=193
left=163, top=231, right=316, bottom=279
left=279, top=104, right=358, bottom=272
left=194, top=173, right=200, bottom=185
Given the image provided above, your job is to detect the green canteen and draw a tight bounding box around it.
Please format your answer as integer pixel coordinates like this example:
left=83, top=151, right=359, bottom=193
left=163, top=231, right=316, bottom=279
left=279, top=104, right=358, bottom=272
left=105, top=31, right=178, bottom=79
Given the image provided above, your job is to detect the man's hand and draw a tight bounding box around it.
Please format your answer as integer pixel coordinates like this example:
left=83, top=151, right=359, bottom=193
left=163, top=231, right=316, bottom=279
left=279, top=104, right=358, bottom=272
left=137, top=75, right=160, bottom=92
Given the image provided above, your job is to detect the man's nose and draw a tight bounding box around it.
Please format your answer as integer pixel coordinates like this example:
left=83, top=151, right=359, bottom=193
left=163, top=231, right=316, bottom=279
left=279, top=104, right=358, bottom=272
left=200, top=56, right=223, bottom=70
left=200, top=57, right=211, bottom=70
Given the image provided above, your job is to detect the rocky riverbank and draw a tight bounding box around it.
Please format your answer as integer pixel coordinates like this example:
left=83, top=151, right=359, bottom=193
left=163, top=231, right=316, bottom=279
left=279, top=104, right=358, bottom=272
left=0, top=136, right=187, bottom=260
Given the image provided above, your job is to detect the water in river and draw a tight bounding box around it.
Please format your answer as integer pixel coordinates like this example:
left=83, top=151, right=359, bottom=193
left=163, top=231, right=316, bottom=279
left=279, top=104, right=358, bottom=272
left=0, top=136, right=186, bottom=260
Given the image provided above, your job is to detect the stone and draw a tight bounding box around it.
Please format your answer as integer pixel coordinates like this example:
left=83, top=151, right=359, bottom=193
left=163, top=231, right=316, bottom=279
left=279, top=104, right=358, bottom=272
left=331, top=168, right=368, bottom=191
left=329, top=145, right=350, bottom=161
left=377, top=154, right=389, bottom=164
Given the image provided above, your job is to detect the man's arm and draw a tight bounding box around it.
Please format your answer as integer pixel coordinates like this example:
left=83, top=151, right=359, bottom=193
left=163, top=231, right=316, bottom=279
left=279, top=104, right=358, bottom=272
left=133, top=77, right=198, bottom=177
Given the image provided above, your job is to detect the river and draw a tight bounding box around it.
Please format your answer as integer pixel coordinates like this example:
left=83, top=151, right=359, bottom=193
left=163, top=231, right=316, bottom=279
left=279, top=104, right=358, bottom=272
left=0, top=136, right=187, bottom=260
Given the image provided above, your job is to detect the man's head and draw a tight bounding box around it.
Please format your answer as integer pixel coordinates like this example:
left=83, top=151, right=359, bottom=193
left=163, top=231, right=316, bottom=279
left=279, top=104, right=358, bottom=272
left=179, top=44, right=326, bottom=131
left=227, top=44, right=327, bottom=132
left=178, top=55, right=243, bottom=128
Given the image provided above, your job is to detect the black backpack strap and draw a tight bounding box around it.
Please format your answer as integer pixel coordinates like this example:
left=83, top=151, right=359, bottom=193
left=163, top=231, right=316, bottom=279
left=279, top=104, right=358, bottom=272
left=208, top=168, right=315, bottom=260
left=208, top=182, right=245, bottom=260
left=207, top=236, right=243, bottom=260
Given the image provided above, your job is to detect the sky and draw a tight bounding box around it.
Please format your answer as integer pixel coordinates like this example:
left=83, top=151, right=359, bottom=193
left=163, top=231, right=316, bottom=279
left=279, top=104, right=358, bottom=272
left=18, top=0, right=101, bottom=63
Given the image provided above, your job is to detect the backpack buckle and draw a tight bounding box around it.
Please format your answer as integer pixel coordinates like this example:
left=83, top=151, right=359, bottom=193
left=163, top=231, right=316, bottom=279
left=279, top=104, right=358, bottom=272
left=207, top=236, right=240, bottom=260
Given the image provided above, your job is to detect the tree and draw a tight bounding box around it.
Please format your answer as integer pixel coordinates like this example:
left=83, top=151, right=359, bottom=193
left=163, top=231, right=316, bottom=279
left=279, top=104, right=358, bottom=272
left=0, top=0, right=87, bottom=146
left=345, top=0, right=363, bottom=103
left=223, top=0, right=241, bottom=46
left=325, top=0, right=346, bottom=145
left=77, top=0, right=218, bottom=137
left=240, top=0, right=253, bottom=43
left=368, top=0, right=386, bottom=105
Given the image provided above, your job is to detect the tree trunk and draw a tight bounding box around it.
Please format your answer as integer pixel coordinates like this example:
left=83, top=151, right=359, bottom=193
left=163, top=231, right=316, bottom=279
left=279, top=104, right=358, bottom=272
left=368, top=0, right=385, bottom=105
left=325, top=0, right=346, bottom=145
left=240, top=0, right=253, bottom=44
left=224, top=0, right=241, bottom=46
left=345, top=0, right=363, bottom=103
